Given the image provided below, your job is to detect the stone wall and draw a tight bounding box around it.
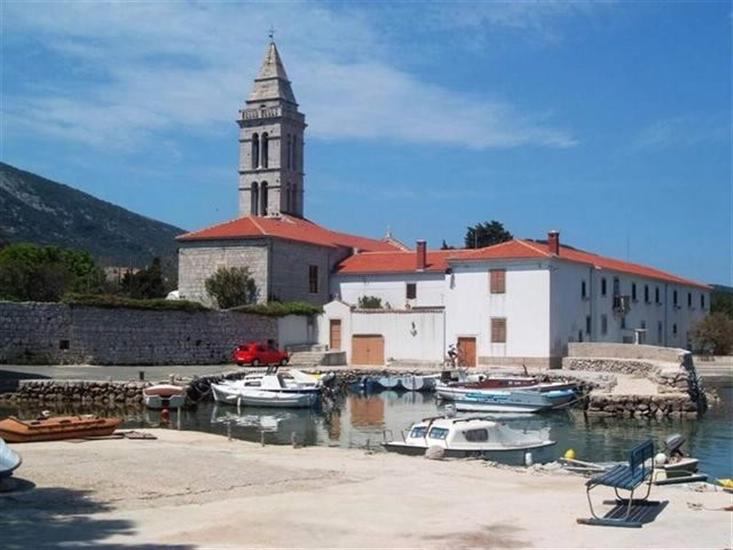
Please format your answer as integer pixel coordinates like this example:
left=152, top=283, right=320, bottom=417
left=3, top=379, right=148, bottom=407
left=0, top=302, right=278, bottom=365
left=567, top=342, right=689, bottom=363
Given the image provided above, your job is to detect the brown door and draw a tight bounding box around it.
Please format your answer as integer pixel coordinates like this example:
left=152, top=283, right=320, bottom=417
left=329, top=320, right=342, bottom=351
left=351, top=335, right=384, bottom=366
left=457, top=337, right=476, bottom=367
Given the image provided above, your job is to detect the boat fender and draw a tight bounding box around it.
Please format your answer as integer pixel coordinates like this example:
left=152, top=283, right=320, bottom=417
left=564, top=448, right=576, bottom=460
left=654, top=452, right=668, bottom=466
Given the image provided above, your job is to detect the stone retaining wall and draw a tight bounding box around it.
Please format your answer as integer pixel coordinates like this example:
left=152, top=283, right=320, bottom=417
left=1, top=379, right=149, bottom=408
left=0, top=302, right=278, bottom=365
left=586, top=393, right=698, bottom=419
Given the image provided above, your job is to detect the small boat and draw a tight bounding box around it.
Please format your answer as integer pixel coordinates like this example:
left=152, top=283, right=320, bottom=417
left=212, top=373, right=319, bottom=408
left=0, top=438, right=21, bottom=478
left=377, top=376, right=400, bottom=390
left=436, top=380, right=576, bottom=401
left=0, top=415, right=122, bottom=443
left=143, top=384, right=186, bottom=409
left=452, top=388, right=577, bottom=413
left=382, top=415, right=556, bottom=465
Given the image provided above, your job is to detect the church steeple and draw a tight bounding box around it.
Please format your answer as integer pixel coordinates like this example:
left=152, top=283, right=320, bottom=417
left=237, top=40, right=306, bottom=218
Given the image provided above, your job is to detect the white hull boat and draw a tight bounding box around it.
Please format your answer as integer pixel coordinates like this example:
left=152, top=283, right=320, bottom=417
left=0, top=438, right=21, bottom=479
left=382, top=416, right=556, bottom=465
left=452, top=388, right=577, bottom=413
left=143, top=384, right=186, bottom=409
left=211, top=371, right=320, bottom=409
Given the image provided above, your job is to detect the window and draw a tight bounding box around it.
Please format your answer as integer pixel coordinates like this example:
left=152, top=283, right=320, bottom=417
left=490, top=269, right=506, bottom=294
left=644, top=284, right=650, bottom=303
left=293, top=135, right=298, bottom=170
left=673, top=323, right=678, bottom=336
left=250, top=182, right=259, bottom=215
left=601, top=278, right=607, bottom=296
left=308, top=265, right=319, bottom=294
left=701, top=294, right=706, bottom=309
left=286, top=134, right=292, bottom=169
left=657, top=321, right=663, bottom=344
left=601, top=314, right=608, bottom=336
left=581, top=280, right=587, bottom=299
left=632, top=283, right=637, bottom=302
left=620, top=317, right=626, bottom=330
left=464, top=429, right=489, bottom=442
left=585, top=315, right=591, bottom=335
left=260, top=182, right=268, bottom=216
left=613, top=277, right=620, bottom=296
left=409, top=426, right=427, bottom=438
left=578, top=330, right=584, bottom=342
left=641, top=320, right=646, bottom=330
left=428, top=427, right=449, bottom=440
left=655, top=287, right=661, bottom=304
left=406, top=283, right=417, bottom=300
left=688, top=292, right=692, bottom=308
left=251, top=133, right=259, bottom=168
left=261, top=132, right=269, bottom=168
left=491, top=318, right=507, bottom=343
left=673, top=290, right=678, bottom=307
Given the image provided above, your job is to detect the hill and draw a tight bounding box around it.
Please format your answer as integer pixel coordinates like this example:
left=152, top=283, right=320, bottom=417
left=0, top=162, right=185, bottom=270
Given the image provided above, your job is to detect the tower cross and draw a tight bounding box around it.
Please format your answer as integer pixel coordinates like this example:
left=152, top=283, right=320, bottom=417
left=268, top=25, right=276, bottom=42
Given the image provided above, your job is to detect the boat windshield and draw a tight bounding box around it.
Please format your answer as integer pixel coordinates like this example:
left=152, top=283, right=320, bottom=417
left=409, top=426, right=427, bottom=438
left=428, top=427, right=449, bottom=440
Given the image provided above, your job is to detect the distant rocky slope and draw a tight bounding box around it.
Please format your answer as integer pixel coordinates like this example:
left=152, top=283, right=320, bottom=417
left=0, top=162, right=185, bottom=269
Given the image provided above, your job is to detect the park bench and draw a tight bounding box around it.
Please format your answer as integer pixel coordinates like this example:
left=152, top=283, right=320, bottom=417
left=577, top=439, right=657, bottom=527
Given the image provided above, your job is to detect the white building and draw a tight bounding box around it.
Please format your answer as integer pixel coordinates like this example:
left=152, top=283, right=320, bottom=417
left=323, top=233, right=711, bottom=367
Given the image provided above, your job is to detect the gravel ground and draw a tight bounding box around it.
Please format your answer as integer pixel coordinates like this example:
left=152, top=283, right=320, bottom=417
left=1, top=429, right=730, bottom=549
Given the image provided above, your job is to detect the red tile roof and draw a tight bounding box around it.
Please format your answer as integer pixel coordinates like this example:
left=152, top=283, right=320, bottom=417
left=336, top=238, right=710, bottom=289
left=177, top=215, right=405, bottom=252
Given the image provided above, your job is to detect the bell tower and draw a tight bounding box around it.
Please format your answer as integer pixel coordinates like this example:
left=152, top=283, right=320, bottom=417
left=238, top=39, right=306, bottom=217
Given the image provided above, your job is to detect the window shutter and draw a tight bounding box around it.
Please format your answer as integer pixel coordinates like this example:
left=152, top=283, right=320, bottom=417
left=491, top=318, right=507, bottom=343
left=490, top=270, right=506, bottom=294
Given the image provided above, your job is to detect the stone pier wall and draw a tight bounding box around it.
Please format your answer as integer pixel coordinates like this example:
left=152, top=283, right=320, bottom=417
left=0, top=302, right=279, bottom=365
left=2, top=379, right=149, bottom=408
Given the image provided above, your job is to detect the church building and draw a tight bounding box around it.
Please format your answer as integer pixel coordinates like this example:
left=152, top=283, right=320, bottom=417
left=177, top=40, right=406, bottom=307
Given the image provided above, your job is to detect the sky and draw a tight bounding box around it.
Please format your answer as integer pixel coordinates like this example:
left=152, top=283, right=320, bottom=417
left=1, top=1, right=731, bottom=285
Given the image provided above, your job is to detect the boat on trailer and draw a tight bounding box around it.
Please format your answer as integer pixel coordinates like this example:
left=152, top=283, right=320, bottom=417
left=0, top=415, right=122, bottom=443
left=382, top=415, right=556, bottom=465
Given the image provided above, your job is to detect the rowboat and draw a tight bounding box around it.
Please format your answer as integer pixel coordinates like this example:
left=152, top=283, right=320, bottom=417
left=143, top=384, right=186, bottom=409
left=451, top=388, right=578, bottom=413
left=382, top=415, right=556, bottom=465
left=0, top=415, right=122, bottom=443
left=0, top=438, right=21, bottom=478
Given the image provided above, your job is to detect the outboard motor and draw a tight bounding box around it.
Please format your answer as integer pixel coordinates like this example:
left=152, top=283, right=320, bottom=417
left=664, top=433, right=686, bottom=459
left=444, top=403, right=457, bottom=418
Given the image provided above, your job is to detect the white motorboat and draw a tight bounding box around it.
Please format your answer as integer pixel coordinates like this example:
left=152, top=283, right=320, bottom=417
left=451, top=387, right=577, bottom=413
left=143, top=384, right=186, bottom=409
left=382, top=415, right=556, bottom=465
left=0, top=438, right=21, bottom=479
left=211, top=373, right=319, bottom=408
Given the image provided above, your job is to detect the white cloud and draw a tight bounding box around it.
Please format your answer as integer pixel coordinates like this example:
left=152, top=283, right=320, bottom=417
left=632, top=115, right=729, bottom=150
left=3, top=2, right=577, bottom=151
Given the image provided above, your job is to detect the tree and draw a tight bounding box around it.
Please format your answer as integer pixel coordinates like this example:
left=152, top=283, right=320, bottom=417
left=711, top=288, right=733, bottom=319
left=440, top=240, right=455, bottom=250
left=0, top=243, right=105, bottom=301
left=691, top=312, right=733, bottom=355
left=122, top=257, right=166, bottom=299
left=464, top=221, right=513, bottom=249
left=205, top=266, right=258, bottom=309
left=358, top=295, right=382, bottom=309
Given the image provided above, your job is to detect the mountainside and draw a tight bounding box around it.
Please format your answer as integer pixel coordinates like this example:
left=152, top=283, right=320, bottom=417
left=0, top=162, right=185, bottom=269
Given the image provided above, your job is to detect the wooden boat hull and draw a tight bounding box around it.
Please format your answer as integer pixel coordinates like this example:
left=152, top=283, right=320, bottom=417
left=0, top=416, right=122, bottom=443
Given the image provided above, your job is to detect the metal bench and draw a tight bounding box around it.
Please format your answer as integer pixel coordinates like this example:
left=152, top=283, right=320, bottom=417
left=577, top=439, right=657, bottom=527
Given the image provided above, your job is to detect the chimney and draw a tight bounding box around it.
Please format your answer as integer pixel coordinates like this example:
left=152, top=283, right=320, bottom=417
left=416, top=240, right=427, bottom=271
left=547, top=230, right=560, bottom=255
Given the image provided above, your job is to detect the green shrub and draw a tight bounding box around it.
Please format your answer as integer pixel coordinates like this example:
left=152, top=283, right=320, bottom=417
left=205, top=266, right=258, bottom=309
left=229, top=301, right=322, bottom=317
left=62, top=293, right=209, bottom=312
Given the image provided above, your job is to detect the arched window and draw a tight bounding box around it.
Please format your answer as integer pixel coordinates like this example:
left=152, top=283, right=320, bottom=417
left=283, top=183, right=290, bottom=212
left=250, top=182, right=259, bottom=216
left=260, top=181, right=268, bottom=216
left=292, top=135, right=297, bottom=171
left=251, top=134, right=259, bottom=169
left=261, top=133, right=269, bottom=168
left=291, top=183, right=298, bottom=213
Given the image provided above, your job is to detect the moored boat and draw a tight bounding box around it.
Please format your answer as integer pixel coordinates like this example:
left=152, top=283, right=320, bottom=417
left=0, top=415, right=122, bottom=443
left=0, top=438, right=21, bottom=478
left=143, top=384, right=186, bottom=409
left=451, top=387, right=577, bottom=413
left=211, top=372, right=320, bottom=408
left=382, top=415, right=556, bottom=465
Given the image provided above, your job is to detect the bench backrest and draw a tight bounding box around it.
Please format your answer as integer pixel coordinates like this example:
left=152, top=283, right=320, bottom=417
left=628, top=439, right=655, bottom=475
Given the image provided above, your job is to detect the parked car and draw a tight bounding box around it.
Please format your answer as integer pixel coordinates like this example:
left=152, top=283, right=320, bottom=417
left=233, top=342, right=289, bottom=366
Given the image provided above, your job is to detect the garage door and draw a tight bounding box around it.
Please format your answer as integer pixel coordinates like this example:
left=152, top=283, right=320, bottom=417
left=351, top=335, right=384, bottom=366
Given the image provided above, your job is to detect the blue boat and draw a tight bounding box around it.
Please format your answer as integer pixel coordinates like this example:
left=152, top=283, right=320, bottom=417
left=453, top=387, right=577, bottom=413
left=0, top=438, right=21, bottom=479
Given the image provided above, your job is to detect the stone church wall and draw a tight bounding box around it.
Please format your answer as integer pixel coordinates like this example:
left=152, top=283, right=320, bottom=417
left=178, top=239, right=269, bottom=306
left=0, top=302, right=277, bottom=365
